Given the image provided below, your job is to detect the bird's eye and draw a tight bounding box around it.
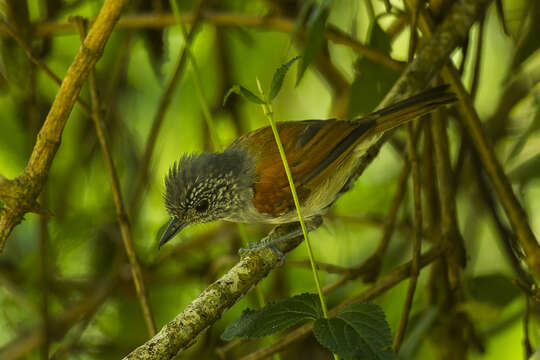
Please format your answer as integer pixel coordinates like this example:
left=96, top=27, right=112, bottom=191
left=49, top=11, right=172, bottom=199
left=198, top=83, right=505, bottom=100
left=195, top=199, right=209, bottom=212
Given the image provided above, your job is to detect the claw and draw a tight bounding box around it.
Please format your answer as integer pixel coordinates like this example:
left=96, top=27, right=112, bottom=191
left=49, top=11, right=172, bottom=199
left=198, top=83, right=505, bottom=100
left=238, top=237, right=285, bottom=266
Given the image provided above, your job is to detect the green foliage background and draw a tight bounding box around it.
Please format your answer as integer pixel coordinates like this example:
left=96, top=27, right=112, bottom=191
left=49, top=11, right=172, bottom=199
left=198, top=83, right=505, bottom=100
left=0, top=0, right=539, bottom=359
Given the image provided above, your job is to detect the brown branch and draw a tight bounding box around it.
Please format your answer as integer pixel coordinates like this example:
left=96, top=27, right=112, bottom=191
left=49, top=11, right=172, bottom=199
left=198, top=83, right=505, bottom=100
left=360, top=143, right=410, bottom=283
left=286, top=259, right=355, bottom=275
left=72, top=16, right=156, bottom=337
left=445, top=64, right=540, bottom=277
left=393, top=122, right=424, bottom=349
left=393, top=22, right=426, bottom=349
left=431, top=109, right=465, bottom=289
left=0, top=0, right=129, bottom=251
left=30, top=11, right=405, bottom=73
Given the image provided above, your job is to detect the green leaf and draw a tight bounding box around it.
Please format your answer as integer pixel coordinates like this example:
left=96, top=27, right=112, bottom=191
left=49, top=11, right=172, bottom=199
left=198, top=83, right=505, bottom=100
left=370, top=20, right=393, bottom=53
left=221, top=293, right=322, bottom=341
left=268, top=56, right=300, bottom=101
left=510, top=3, right=540, bottom=70
left=507, top=105, right=540, bottom=161
left=508, top=152, right=540, bottom=184
left=313, top=302, right=396, bottom=360
left=346, top=23, right=399, bottom=118
left=223, top=85, right=265, bottom=106
left=468, top=274, right=520, bottom=308
left=297, top=0, right=333, bottom=85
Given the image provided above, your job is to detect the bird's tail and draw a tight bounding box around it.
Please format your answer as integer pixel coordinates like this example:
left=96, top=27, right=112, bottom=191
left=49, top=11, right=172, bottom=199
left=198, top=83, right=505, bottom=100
left=362, top=85, right=457, bottom=135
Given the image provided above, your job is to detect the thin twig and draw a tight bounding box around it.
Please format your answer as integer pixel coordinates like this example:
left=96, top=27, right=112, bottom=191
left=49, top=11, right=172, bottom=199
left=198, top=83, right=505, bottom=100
left=72, top=17, right=156, bottom=337
left=0, top=20, right=91, bottom=115
left=430, top=109, right=465, bottom=290
left=129, top=3, right=204, bottom=217
left=30, top=12, right=405, bottom=72
left=393, top=23, right=424, bottom=346
left=393, top=28, right=424, bottom=346
left=470, top=15, right=485, bottom=100
left=287, top=259, right=355, bottom=274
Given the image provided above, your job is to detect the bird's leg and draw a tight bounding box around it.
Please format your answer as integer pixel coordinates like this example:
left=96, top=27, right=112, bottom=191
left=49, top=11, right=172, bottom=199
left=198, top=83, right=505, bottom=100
left=239, top=216, right=323, bottom=263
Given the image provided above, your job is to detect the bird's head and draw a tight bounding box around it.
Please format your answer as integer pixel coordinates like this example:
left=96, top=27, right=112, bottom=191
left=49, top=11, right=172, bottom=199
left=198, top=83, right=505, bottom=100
left=159, top=151, right=253, bottom=247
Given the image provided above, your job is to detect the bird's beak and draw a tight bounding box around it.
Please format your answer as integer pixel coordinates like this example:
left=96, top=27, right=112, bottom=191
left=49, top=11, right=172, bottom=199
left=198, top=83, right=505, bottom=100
left=159, top=217, right=185, bottom=248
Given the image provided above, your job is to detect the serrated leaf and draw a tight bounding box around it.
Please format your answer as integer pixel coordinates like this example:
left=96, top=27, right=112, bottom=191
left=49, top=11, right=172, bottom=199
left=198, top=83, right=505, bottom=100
left=268, top=56, right=300, bottom=101
left=297, top=0, right=332, bottom=85
left=223, top=85, right=265, bottom=106
left=347, top=23, right=399, bottom=118
left=221, top=293, right=322, bottom=341
left=313, top=302, right=396, bottom=360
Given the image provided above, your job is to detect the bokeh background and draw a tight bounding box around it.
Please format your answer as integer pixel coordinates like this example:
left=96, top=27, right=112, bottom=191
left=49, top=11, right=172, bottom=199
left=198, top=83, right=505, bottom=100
left=0, top=0, right=539, bottom=359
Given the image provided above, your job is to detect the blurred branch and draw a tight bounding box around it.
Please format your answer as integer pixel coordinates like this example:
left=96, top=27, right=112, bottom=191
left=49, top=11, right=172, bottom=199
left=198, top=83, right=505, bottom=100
left=393, top=21, right=424, bottom=346
left=72, top=17, right=156, bottom=337
left=346, top=0, right=493, bottom=184
left=408, top=0, right=540, bottom=278
left=430, top=109, right=465, bottom=289
left=0, top=20, right=92, bottom=115
left=38, top=192, right=51, bottom=360
left=441, top=49, right=540, bottom=279
left=287, top=259, right=355, bottom=274
left=0, top=268, right=119, bottom=359
left=361, top=139, right=411, bottom=283
left=393, top=120, right=424, bottom=352
left=129, top=1, right=204, bottom=217
left=0, top=0, right=129, bottom=251
left=30, top=11, right=405, bottom=72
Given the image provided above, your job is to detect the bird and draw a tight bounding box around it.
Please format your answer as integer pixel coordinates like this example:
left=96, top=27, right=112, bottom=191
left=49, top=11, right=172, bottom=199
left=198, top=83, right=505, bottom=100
left=159, top=85, right=456, bottom=249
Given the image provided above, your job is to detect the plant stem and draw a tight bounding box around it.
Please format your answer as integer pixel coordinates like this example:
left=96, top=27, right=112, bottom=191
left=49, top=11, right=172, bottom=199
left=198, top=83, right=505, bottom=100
left=255, top=79, right=329, bottom=319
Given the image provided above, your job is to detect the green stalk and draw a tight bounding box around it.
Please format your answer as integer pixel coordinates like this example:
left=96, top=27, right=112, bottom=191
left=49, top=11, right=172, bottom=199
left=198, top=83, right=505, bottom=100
left=256, top=79, right=330, bottom=320
left=170, top=0, right=221, bottom=151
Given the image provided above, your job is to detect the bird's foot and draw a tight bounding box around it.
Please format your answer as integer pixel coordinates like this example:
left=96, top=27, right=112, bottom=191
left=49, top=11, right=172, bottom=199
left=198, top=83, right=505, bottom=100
left=238, top=216, right=323, bottom=266
left=239, top=238, right=286, bottom=265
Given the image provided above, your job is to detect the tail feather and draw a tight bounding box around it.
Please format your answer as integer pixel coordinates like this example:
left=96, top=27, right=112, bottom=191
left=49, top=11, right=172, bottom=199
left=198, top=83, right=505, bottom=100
left=360, top=85, right=457, bottom=135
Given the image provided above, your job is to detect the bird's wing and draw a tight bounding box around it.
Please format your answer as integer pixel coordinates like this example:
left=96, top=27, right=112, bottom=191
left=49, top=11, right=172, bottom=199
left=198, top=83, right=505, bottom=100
left=228, top=119, right=375, bottom=217
left=227, top=85, right=456, bottom=217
